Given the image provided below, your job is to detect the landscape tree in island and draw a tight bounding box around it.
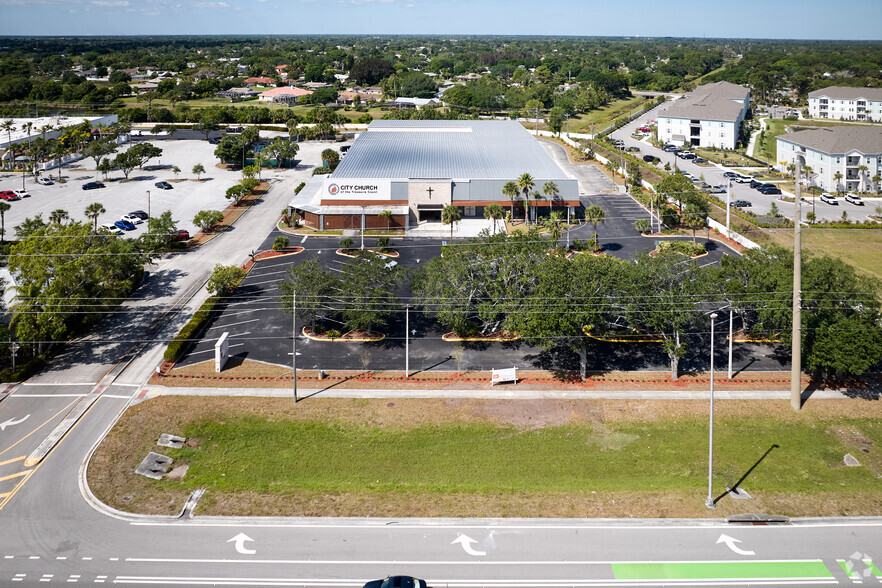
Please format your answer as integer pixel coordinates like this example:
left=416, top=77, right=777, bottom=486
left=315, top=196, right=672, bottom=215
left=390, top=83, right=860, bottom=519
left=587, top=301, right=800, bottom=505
left=194, top=210, right=224, bottom=233
left=584, top=204, right=605, bottom=251
left=192, top=163, right=205, bottom=179
left=207, top=264, right=247, bottom=297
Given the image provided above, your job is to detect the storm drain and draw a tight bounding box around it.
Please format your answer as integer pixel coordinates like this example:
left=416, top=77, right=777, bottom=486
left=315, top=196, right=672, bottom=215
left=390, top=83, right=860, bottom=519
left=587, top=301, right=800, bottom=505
left=157, top=433, right=186, bottom=449
left=136, top=452, right=173, bottom=480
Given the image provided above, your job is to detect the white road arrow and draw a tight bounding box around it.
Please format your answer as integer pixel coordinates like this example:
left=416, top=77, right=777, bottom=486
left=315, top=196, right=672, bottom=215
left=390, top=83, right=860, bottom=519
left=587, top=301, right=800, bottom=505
left=451, top=534, right=486, bottom=556
left=0, top=414, right=30, bottom=431
left=227, top=533, right=256, bottom=555
left=717, top=534, right=755, bottom=556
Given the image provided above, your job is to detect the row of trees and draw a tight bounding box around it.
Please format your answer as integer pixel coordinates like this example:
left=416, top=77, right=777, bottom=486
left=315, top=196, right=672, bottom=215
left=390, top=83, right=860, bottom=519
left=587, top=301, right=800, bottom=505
left=280, top=232, right=882, bottom=381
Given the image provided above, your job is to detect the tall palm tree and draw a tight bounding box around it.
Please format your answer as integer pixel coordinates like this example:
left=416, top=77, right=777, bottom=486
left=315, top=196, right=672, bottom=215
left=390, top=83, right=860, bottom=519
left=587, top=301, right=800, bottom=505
left=52, top=140, right=67, bottom=181
left=545, top=210, right=563, bottom=241
left=833, top=171, right=843, bottom=194
left=542, top=181, right=559, bottom=204
left=23, top=121, right=33, bottom=172
left=873, top=174, right=881, bottom=194
left=441, top=204, right=461, bottom=239
left=516, top=172, right=534, bottom=227
left=584, top=204, right=605, bottom=252
left=49, top=209, right=69, bottom=225
left=1, top=120, right=15, bottom=170
left=502, top=181, right=518, bottom=224
left=85, top=202, right=106, bottom=233
left=858, top=165, right=869, bottom=193
left=484, top=203, right=504, bottom=234
left=378, top=210, right=393, bottom=230
left=0, top=201, right=10, bottom=242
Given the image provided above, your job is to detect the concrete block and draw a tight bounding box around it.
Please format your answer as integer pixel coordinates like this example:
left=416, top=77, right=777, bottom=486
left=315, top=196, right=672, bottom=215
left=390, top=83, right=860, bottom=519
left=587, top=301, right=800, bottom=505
left=844, top=453, right=861, bottom=467
left=157, top=433, right=186, bottom=449
left=136, top=452, right=173, bottom=480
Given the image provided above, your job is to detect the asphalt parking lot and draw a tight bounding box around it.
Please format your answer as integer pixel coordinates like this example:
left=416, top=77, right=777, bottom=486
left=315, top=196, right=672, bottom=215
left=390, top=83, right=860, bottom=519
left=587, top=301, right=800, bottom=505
left=0, top=134, right=331, bottom=236
left=609, top=104, right=878, bottom=222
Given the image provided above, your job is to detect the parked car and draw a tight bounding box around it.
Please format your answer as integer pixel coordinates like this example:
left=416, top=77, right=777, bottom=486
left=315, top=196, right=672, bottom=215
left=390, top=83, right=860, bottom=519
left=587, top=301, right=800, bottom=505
left=733, top=174, right=753, bottom=183
left=12, top=189, right=30, bottom=198
left=129, top=210, right=149, bottom=221
left=750, top=181, right=774, bottom=190
left=722, top=171, right=739, bottom=179
left=626, top=146, right=641, bottom=153
left=759, top=186, right=782, bottom=195
left=101, top=223, right=123, bottom=235
left=155, top=181, right=173, bottom=190
left=642, top=154, right=658, bottom=163
left=363, top=576, right=428, bottom=588
left=208, top=137, right=221, bottom=144
left=662, top=145, right=678, bottom=152
left=820, top=193, right=838, bottom=205
left=731, top=199, right=752, bottom=207
left=637, top=126, right=651, bottom=132
left=0, top=190, right=20, bottom=201
left=708, top=185, right=727, bottom=194
left=170, top=229, right=190, bottom=241
left=121, top=214, right=144, bottom=225
left=845, top=193, right=864, bottom=205
left=82, top=182, right=105, bottom=190
left=693, top=157, right=707, bottom=164
left=37, top=177, right=53, bottom=185
left=115, top=219, right=136, bottom=231
left=678, top=152, right=696, bottom=160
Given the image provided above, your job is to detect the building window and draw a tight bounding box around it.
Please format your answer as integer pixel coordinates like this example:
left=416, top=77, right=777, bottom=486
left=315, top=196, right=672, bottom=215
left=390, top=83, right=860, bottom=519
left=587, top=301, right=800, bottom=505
left=464, top=206, right=476, bottom=217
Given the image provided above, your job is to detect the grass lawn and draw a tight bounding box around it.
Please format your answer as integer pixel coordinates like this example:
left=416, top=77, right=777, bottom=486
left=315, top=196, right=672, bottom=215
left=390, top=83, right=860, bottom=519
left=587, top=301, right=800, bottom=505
left=694, top=148, right=763, bottom=168
left=766, top=227, right=882, bottom=282
left=89, top=397, right=882, bottom=518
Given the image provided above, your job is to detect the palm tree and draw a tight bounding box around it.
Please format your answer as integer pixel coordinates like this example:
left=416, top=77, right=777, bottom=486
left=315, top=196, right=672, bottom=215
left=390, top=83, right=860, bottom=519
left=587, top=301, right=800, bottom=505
left=0, top=201, right=10, bottom=242
left=441, top=204, right=461, bottom=239
left=545, top=210, right=564, bottom=241
left=286, top=119, right=299, bottom=140
left=52, top=140, right=67, bottom=181
left=502, top=181, right=519, bottom=224
left=542, top=181, right=559, bottom=203
left=85, top=202, right=106, bottom=233
left=873, top=174, right=881, bottom=194
left=516, top=173, right=534, bottom=227
left=172, top=165, right=181, bottom=179
left=584, top=204, right=605, bottom=252
left=484, top=203, right=504, bottom=234
left=378, top=210, right=393, bottom=230
left=193, top=163, right=205, bottom=180
left=49, top=209, right=69, bottom=225
left=833, top=171, right=843, bottom=194
left=1, top=120, right=14, bottom=170
left=858, top=165, right=869, bottom=193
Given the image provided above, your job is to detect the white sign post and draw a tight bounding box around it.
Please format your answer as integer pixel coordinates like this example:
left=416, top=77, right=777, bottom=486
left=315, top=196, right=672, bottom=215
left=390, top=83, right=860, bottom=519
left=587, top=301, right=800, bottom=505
left=215, top=332, right=229, bottom=373
left=491, top=367, right=518, bottom=386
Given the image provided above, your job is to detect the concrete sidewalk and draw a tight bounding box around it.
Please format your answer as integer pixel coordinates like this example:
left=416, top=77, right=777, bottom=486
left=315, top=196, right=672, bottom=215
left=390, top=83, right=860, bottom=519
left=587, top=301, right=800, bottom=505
left=137, top=385, right=851, bottom=402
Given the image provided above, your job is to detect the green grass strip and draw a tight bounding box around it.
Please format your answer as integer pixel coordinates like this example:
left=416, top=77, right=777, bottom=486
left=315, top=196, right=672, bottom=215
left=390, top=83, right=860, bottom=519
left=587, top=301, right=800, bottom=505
left=612, top=561, right=833, bottom=580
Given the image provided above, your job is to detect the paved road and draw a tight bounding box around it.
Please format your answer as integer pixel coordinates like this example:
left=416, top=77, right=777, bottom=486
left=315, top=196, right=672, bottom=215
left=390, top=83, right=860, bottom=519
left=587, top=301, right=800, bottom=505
left=608, top=104, right=878, bottom=223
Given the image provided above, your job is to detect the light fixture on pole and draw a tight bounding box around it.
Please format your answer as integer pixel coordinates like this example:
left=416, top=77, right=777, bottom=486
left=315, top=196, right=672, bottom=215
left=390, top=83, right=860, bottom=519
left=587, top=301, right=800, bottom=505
left=705, top=312, right=718, bottom=509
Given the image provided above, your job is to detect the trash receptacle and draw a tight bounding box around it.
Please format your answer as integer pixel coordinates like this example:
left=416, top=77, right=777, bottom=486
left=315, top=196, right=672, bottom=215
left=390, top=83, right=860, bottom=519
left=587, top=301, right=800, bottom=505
left=318, top=370, right=327, bottom=380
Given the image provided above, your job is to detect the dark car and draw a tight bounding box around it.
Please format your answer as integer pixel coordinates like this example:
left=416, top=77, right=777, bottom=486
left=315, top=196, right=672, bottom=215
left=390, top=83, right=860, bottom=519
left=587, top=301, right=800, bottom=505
left=363, top=576, right=428, bottom=588
left=750, top=181, right=774, bottom=190
left=722, top=171, right=739, bottom=179
left=626, top=146, right=641, bottom=153
left=759, top=186, right=782, bottom=195
left=731, top=199, right=752, bottom=207
left=155, top=181, right=173, bottom=190
left=114, top=219, right=136, bottom=231
left=642, top=154, right=658, bottom=163
left=693, top=157, right=707, bottom=163
left=82, top=182, right=105, bottom=190
left=208, top=137, right=221, bottom=144
left=129, top=210, right=149, bottom=221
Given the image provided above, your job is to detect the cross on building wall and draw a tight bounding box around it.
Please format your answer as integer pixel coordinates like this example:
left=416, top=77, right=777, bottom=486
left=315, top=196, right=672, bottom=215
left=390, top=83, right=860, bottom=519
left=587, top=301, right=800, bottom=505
left=426, top=186, right=434, bottom=199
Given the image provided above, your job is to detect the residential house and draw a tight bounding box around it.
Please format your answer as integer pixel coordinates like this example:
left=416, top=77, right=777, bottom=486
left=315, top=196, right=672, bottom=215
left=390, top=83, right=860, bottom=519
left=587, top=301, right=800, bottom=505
left=215, top=87, right=260, bottom=102
left=775, top=126, right=882, bottom=192
left=243, top=76, right=275, bottom=87
left=808, top=86, right=882, bottom=122
left=258, top=86, right=313, bottom=104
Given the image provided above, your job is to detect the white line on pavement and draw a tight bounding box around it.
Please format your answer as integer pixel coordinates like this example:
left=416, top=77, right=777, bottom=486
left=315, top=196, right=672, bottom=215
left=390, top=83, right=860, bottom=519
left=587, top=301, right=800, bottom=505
left=207, top=319, right=260, bottom=331
left=188, top=343, right=245, bottom=356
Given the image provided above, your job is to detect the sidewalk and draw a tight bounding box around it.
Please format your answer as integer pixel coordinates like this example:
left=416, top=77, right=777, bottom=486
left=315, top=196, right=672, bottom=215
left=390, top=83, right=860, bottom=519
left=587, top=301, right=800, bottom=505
left=137, top=384, right=851, bottom=402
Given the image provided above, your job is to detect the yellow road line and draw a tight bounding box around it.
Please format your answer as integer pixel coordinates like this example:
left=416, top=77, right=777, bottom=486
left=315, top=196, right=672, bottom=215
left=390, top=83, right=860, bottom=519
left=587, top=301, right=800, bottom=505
left=0, top=455, right=26, bottom=467
left=0, top=397, right=103, bottom=511
left=0, top=398, right=81, bottom=459
left=0, top=470, right=30, bottom=482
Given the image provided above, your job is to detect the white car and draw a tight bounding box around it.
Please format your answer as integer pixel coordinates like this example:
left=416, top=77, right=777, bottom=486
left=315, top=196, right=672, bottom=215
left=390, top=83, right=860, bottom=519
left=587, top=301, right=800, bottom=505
left=733, top=174, right=753, bottom=183
left=101, top=223, right=123, bottom=235
left=819, top=193, right=838, bottom=205
left=121, top=214, right=144, bottom=225
left=844, top=193, right=864, bottom=205
left=13, top=189, right=30, bottom=198
left=37, top=177, right=53, bottom=185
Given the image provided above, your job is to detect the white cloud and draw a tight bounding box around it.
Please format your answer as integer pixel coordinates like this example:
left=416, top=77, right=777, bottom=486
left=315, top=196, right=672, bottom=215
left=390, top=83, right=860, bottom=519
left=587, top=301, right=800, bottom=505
left=89, top=0, right=130, bottom=6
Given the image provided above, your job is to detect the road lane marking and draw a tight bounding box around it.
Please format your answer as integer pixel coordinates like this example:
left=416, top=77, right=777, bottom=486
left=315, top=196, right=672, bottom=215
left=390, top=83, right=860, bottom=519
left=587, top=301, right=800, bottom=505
left=123, top=557, right=830, bottom=566
left=0, top=470, right=31, bottom=482
left=9, top=394, right=88, bottom=398
left=20, top=382, right=96, bottom=386
left=0, top=456, right=26, bottom=467
left=103, top=395, right=131, bottom=399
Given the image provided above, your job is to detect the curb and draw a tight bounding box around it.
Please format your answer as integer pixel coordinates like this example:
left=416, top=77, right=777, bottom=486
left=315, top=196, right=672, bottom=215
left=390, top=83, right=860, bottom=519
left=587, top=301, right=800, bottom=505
left=25, top=393, right=100, bottom=467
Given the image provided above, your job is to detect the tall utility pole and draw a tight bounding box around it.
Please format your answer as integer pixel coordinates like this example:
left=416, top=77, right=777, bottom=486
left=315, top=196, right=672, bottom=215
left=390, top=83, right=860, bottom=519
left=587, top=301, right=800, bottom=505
left=705, top=313, right=718, bottom=509
left=791, top=163, right=802, bottom=411
left=292, top=291, right=298, bottom=403
left=405, top=304, right=410, bottom=378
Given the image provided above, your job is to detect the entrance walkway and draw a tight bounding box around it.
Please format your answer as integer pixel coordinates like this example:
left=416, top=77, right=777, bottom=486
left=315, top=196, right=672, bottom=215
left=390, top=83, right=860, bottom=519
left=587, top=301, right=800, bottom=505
left=407, top=218, right=499, bottom=238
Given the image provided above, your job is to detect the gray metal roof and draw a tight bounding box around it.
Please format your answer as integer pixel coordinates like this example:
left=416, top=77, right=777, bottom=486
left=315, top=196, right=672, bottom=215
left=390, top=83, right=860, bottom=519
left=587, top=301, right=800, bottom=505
left=809, top=86, right=882, bottom=101
left=330, top=120, right=570, bottom=180
left=661, top=81, right=749, bottom=122
left=777, top=126, right=882, bottom=156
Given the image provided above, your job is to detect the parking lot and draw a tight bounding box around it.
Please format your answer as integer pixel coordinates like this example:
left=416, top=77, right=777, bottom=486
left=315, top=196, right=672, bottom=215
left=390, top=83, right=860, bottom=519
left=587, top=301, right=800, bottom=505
left=0, top=133, right=329, bottom=236
left=609, top=103, right=878, bottom=222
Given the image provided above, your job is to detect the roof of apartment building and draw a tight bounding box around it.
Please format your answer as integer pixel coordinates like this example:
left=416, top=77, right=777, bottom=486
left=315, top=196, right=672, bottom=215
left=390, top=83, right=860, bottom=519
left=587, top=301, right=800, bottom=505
left=808, top=86, right=882, bottom=101
left=661, top=81, right=749, bottom=122
left=777, top=126, right=882, bottom=155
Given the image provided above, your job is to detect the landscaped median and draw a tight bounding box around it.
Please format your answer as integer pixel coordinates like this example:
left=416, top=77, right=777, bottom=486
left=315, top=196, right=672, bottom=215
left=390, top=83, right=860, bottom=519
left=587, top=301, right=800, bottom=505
left=88, top=395, right=882, bottom=518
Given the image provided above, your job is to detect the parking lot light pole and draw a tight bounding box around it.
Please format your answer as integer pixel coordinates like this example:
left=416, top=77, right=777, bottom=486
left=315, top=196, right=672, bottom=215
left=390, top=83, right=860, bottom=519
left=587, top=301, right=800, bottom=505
left=292, top=290, right=298, bottom=404
left=405, top=304, right=410, bottom=378
left=146, top=190, right=150, bottom=219
left=706, top=312, right=718, bottom=509
left=728, top=309, right=734, bottom=379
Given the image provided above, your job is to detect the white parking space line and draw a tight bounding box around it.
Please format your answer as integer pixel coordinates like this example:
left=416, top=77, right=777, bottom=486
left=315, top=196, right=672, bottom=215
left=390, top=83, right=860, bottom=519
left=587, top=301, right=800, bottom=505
left=188, top=342, right=245, bottom=356
left=300, top=235, right=308, bottom=243
left=207, top=319, right=259, bottom=331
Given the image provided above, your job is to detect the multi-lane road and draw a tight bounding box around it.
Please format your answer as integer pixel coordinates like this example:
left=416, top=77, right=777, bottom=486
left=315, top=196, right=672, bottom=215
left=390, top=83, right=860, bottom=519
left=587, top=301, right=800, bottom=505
left=0, top=137, right=880, bottom=587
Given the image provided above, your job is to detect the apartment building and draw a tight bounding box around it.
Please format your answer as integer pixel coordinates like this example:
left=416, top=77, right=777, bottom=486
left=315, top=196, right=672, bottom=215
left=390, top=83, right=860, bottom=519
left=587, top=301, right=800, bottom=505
left=656, top=81, right=751, bottom=150
left=808, top=86, right=882, bottom=122
left=776, top=126, right=882, bottom=192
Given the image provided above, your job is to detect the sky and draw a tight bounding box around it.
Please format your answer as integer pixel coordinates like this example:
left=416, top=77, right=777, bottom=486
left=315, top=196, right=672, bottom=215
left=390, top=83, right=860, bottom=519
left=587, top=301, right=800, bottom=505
left=0, top=0, right=880, bottom=39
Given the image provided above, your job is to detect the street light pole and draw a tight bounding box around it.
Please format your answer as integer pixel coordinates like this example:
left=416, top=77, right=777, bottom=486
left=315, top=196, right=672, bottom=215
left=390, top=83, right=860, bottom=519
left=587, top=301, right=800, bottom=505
left=728, top=309, right=733, bottom=379
left=292, top=290, right=298, bottom=403
left=146, top=190, right=151, bottom=219
left=791, top=162, right=802, bottom=411
left=725, top=180, right=731, bottom=238
left=705, top=312, right=718, bottom=509
left=405, top=304, right=410, bottom=378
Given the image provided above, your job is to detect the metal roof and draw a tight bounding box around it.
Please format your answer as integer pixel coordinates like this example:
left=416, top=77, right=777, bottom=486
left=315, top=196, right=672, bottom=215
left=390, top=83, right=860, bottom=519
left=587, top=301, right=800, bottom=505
left=330, top=120, right=570, bottom=180
left=661, top=81, right=749, bottom=123
left=777, top=126, right=882, bottom=156
left=809, top=86, right=882, bottom=101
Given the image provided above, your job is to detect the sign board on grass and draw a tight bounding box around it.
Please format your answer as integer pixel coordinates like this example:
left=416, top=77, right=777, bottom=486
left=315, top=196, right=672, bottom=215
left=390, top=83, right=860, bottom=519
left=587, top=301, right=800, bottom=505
left=491, top=367, right=517, bottom=386
left=215, top=331, right=229, bottom=373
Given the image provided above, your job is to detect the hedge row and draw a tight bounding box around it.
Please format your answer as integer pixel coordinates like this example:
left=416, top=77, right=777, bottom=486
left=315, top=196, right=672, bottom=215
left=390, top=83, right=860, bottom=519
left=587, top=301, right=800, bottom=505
left=163, top=296, right=221, bottom=363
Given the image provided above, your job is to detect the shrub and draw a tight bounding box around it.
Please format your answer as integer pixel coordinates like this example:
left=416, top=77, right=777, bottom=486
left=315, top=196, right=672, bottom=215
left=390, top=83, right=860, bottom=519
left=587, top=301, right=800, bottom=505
left=326, top=329, right=342, bottom=338
left=376, top=236, right=390, bottom=249
left=163, top=296, right=221, bottom=363
left=273, top=236, right=290, bottom=250
left=657, top=240, right=706, bottom=256
left=294, top=182, right=306, bottom=194
left=339, top=237, right=354, bottom=250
